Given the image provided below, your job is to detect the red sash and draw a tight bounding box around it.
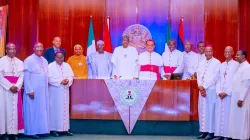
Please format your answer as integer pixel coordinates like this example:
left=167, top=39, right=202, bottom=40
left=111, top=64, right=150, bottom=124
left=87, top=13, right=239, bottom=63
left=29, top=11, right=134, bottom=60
left=4, top=76, right=24, bottom=131
left=164, top=66, right=177, bottom=74
left=140, top=65, right=160, bottom=80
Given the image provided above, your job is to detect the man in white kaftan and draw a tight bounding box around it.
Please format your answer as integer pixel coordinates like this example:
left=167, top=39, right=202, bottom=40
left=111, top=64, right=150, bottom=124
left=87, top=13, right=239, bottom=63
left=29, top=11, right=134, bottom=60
left=111, top=36, right=138, bottom=79
left=0, top=43, right=24, bottom=140
left=48, top=52, right=74, bottom=137
left=138, top=40, right=163, bottom=80
left=214, top=46, right=239, bottom=140
left=162, top=39, right=183, bottom=80
left=182, top=41, right=198, bottom=80
left=228, top=50, right=250, bottom=140
left=87, top=40, right=112, bottom=79
left=196, top=46, right=220, bottom=140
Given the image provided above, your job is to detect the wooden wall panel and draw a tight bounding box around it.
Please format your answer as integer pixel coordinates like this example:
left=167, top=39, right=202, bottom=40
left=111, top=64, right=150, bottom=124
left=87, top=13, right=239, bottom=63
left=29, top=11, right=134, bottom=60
left=39, top=0, right=105, bottom=58
left=204, top=0, right=239, bottom=61
left=239, top=0, right=250, bottom=62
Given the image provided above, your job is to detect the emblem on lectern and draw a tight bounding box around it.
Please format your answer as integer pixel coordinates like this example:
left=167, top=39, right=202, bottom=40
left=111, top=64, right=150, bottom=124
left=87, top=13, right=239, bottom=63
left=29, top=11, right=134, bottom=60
left=122, top=24, right=152, bottom=54
left=120, top=86, right=140, bottom=106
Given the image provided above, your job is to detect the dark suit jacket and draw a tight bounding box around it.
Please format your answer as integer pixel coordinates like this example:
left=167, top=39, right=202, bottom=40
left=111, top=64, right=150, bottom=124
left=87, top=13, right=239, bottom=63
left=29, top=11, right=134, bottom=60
left=44, top=47, right=66, bottom=64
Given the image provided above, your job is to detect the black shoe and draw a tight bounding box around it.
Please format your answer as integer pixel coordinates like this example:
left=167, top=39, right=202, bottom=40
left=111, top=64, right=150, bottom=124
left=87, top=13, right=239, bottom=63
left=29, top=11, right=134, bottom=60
left=205, top=133, right=214, bottom=140
left=10, top=135, right=18, bottom=140
left=213, top=137, right=224, bottom=140
left=197, top=132, right=208, bottom=139
left=28, top=135, right=39, bottom=139
left=50, top=131, right=59, bottom=137
left=64, top=131, right=73, bottom=136
left=3, top=134, right=9, bottom=140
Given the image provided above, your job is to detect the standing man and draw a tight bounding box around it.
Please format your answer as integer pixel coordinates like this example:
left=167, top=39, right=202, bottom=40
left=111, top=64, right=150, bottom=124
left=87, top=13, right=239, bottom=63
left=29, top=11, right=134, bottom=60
left=182, top=41, right=198, bottom=80
left=23, top=42, right=49, bottom=139
left=194, top=41, right=206, bottom=79
left=87, top=40, right=113, bottom=79
left=228, top=50, right=250, bottom=140
left=197, top=41, right=206, bottom=64
left=48, top=52, right=74, bottom=137
left=111, top=36, right=138, bottom=79
left=44, top=37, right=66, bottom=64
left=138, top=39, right=163, bottom=80
left=162, top=39, right=183, bottom=80
left=196, top=46, right=220, bottom=140
left=0, top=43, right=24, bottom=140
left=214, top=46, right=239, bottom=140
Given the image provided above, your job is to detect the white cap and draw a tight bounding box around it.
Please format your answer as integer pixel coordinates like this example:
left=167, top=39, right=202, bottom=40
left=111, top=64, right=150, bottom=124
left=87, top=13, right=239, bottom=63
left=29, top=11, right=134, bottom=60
left=96, top=40, right=104, bottom=45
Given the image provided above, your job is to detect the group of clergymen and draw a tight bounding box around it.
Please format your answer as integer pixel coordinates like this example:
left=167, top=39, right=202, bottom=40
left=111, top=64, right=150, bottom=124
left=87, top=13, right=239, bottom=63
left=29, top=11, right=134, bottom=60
left=0, top=35, right=250, bottom=140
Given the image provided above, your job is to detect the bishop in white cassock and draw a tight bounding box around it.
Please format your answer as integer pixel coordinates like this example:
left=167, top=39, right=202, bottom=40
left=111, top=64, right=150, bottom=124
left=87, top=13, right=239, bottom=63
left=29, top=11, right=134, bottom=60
left=87, top=40, right=113, bottom=79
left=182, top=41, right=198, bottom=80
left=48, top=52, right=74, bottom=137
left=214, top=46, right=239, bottom=140
left=162, top=39, right=183, bottom=80
left=138, top=40, right=163, bottom=80
left=196, top=46, right=220, bottom=140
left=0, top=43, right=24, bottom=140
left=23, top=43, right=49, bottom=139
left=111, top=36, right=138, bottom=79
left=228, top=50, right=250, bottom=140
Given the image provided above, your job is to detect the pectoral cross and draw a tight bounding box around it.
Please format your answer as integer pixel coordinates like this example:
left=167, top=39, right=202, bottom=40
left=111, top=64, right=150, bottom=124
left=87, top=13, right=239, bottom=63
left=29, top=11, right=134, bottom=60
left=224, top=71, right=227, bottom=78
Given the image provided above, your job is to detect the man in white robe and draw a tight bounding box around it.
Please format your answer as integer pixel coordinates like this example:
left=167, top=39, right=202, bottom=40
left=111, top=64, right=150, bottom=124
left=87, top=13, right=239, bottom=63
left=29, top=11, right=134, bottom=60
left=0, top=43, right=24, bottom=140
left=48, top=51, right=74, bottom=137
left=228, top=50, right=250, bottom=140
left=87, top=40, right=112, bottom=79
left=214, top=46, right=239, bottom=140
left=162, top=39, right=183, bottom=80
left=111, top=36, right=138, bottom=79
left=196, top=46, right=221, bottom=140
left=182, top=41, right=198, bottom=80
left=138, top=39, right=163, bottom=80
left=194, top=41, right=206, bottom=79
left=23, top=42, right=49, bottom=139
left=197, top=41, right=206, bottom=65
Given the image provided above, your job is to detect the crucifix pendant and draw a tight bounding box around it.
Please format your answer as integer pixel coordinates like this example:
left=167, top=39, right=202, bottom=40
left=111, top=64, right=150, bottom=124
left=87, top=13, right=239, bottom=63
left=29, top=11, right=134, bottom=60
left=224, top=71, right=227, bottom=78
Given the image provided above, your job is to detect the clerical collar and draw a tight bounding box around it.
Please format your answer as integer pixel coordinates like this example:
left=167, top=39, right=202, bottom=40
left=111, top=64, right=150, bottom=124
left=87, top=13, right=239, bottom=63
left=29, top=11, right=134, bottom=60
left=6, top=55, right=15, bottom=60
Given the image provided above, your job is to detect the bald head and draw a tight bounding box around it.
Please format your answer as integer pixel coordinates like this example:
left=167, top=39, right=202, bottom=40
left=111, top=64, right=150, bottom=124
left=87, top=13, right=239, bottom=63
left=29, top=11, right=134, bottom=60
left=53, top=37, right=62, bottom=48
left=184, top=40, right=193, bottom=53
left=205, top=45, right=213, bottom=60
left=224, top=46, right=234, bottom=61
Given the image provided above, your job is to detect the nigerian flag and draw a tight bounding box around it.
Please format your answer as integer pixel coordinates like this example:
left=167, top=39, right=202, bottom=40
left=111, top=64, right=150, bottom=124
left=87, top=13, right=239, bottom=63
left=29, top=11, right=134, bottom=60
left=87, top=17, right=96, bottom=56
left=165, top=21, right=171, bottom=52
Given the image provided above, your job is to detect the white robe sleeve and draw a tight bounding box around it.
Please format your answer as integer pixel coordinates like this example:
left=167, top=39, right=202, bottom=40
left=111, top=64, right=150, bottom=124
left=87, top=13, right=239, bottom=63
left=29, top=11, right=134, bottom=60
left=15, top=72, right=24, bottom=90
left=239, top=80, right=250, bottom=101
left=174, top=52, right=184, bottom=73
left=216, top=78, right=222, bottom=95
left=239, top=68, right=250, bottom=101
left=0, top=71, right=13, bottom=90
left=86, top=55, right=93, bottom=79
left=24, top=70, right=33, bottom=94
left=66, top=65, right=74, bottom=87
left=203, top=62, right=220, bottom=89
left=111, top=48, right=118, bottom=77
